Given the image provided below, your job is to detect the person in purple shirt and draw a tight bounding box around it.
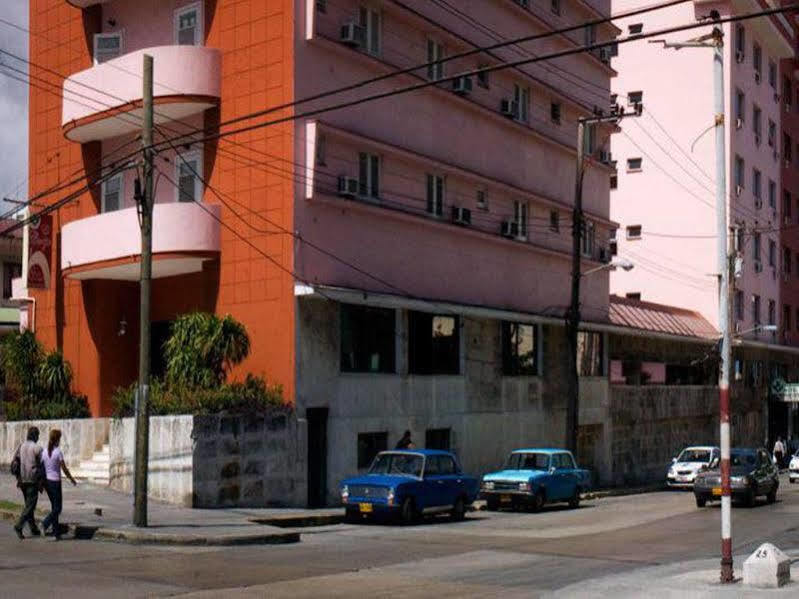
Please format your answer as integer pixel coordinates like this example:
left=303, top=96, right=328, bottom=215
left=41, top=429, right=77, bottom=541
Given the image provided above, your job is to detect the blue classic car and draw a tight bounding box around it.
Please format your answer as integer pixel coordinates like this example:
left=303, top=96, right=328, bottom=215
left=481, top=448, right=591, bottom=511
left=340, top=449, right=480, bottom=524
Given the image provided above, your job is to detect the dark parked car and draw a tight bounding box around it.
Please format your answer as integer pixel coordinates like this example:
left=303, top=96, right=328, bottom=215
left=694, top=448, right=779, bottom=508
left=340, top=450, right=480, bottom=524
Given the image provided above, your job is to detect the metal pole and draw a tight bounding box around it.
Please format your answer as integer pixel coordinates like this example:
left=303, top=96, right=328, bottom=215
left=133, top=53, right=154, bottom=528
left=566, top=120, right=585, bottom=453
left=712, top=27, right=733, bottom=584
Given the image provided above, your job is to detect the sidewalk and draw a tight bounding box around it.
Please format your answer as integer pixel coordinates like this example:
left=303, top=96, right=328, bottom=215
left=0, top=474, right=342, bottom=545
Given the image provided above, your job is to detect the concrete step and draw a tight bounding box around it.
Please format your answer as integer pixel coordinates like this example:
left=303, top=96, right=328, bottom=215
left=72, top=443, right=111, bottom=484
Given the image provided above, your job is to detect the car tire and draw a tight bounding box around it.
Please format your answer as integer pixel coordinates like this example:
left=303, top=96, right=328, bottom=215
left=450, top=496, right=466, bottom=521
left=400, top=497, right=417, bottom=526
left=695, top=495, right=706, bottom=508
left=767, top=486, right=777, bottom=504
left=485, top=497, right=499, bottom=511
left=530, top=491, right=545, bottom=513
left=568, top=488, right=581, bottom=509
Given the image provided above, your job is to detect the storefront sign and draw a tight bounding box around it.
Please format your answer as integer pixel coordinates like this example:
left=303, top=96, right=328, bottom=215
left=28, top=214, right=52, bottom=289
left=777, top=383, right=799, bottom=403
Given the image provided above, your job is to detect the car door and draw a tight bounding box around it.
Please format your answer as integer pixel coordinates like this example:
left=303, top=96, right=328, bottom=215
left=438, top=455, right=463, bottom=506
left=561, top=452, right=580, bottom=495
left=754, top=450, right=770, bottom=494
left=422, top=455, right=446, bottom=509
left=760, top=449, right=778, bottom=492
left=548, top=454, right=567, bottom=500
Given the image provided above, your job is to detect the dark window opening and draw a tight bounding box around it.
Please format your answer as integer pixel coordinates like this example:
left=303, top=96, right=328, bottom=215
left=409, top=312, right=460, bottom=375
left=2, top=262, right=21, bottom=300
left=577, top=331, right=604, bottom=376
left=357, top=432, right=387, bottom=469
left=426, top=428, right=451, bottom=450
left=502, top=322, right=538, bottom=375
left=340, top=303, right=396, bottom=373
left=625, top=292, right=641, bottom=301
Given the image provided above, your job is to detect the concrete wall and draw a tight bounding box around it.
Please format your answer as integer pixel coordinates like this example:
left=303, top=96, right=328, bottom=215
left=0, top=418, right=108, bottom=467
left=109, top=412, right=304, bottom=508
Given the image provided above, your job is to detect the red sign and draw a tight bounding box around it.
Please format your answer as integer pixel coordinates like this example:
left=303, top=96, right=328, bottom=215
left=28, top=214, right=52, bottom=289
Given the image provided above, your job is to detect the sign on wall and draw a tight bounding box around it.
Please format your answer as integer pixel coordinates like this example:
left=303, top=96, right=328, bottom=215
left=28, top=214, right=52, bottom=289
left=778, top=383, right=799, bottom=403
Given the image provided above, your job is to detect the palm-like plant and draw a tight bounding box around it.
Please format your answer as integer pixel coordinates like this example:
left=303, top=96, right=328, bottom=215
left=36, top=351, right=73, bottom=400
left=165, top=313, right=251, bottom=390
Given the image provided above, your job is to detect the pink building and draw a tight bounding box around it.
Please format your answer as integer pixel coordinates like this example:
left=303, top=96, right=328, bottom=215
left=610, top=0, right=795, bottom=347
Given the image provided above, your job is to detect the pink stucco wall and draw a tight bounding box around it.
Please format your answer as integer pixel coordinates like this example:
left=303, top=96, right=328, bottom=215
left=98, top=0, right=205, bottom=50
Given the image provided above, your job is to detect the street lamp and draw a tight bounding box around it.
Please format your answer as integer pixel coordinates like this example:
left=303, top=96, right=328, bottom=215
left=581, top=257, right=634, bottom=277
left=734, top=324, right=777, bottom=337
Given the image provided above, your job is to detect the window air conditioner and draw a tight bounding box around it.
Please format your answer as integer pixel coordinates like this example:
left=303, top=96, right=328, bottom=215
left=501, top=220, right=519, bottom=238
left=337, top=176, right=359, bottom=198
left=598, top=150, right=612, bottom=164
left=599, top=48, right=611, bottom=64
left=754, top=260, right=763, bottom=273
left=452, top=206, right=472, bottom=226
left=340, top=22, right=366, bottom=47
left=452, top=76, right=473, bottom=95
left=500, top=99, right=518, bottom=118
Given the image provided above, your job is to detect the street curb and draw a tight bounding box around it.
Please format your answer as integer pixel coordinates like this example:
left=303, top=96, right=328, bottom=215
left=249, top=513, right=345, bottom=528
left=581, top=484, right=664, bottom=500
left=83, top=526, right=301, bottom=546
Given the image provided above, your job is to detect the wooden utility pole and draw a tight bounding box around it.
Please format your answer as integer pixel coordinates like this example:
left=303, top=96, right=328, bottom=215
left=134, top=53, right=154, bottom=528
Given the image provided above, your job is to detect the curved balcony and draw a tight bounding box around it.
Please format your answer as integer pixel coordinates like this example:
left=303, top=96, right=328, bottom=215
left=66, top=0, right=109, bottom=7
left=61, top=203, right=221, bottom=280
left=62, top=45, right=220, bottom=143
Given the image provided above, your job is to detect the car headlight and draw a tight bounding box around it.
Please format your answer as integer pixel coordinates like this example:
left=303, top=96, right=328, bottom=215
left=519, top=482, right=530, bottom=492
left=341, top=485, right=349, bottom=503
left=731, top=476, right=750, bottom=485
left=387, top=488, right=395, bottom=506
left=482, top=481, right=494, bottom=491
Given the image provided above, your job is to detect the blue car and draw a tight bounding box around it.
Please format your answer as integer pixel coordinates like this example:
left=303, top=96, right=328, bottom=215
left=340, top=449, right=480, bottom=524
left=481, top=448, right=591, bottom=511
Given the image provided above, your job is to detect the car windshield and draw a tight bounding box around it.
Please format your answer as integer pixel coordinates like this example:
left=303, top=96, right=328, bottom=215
left=369, top=453, right=424, bottom=478
left=506, top=452, right=550, bottom=470
left=730, top=451, right=757, bottom=467
left=677, top=449, right=711, bottom=463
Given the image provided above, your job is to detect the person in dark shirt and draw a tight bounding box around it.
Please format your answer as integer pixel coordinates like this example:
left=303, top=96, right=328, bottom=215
left=395, top=430, right=414, bottom=450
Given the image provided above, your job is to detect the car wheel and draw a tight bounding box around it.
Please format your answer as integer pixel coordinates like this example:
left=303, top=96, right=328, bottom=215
left=450, top=496, right=466, bottom=521
left=530, top=491, right=545, bottom=513
left=568, top=488, right=581, bottom=509
left=746, top=489, right=756, bottom=508
left=695, top=495, right=706, bottom=508
left=767, top=485, right=778, bottom=504
left=399, top=497, right=417, bottom=525
left=485, top=497, right=499, bottom=511
left=344, top=508, right=360, bottom=524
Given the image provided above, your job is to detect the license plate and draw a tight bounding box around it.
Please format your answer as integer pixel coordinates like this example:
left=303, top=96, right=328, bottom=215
left=712, top=487, right=722, bottom=496
left=500, top=494, right=512, bottom=503
left=359, top=503, right=373, bottom=513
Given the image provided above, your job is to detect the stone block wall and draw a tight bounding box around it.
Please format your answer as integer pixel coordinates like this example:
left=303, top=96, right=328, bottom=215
left=0, top=418, right=109, bottom=466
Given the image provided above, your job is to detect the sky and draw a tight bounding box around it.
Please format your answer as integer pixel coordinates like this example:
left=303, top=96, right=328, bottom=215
left=0, top=0, right=28, bottom=215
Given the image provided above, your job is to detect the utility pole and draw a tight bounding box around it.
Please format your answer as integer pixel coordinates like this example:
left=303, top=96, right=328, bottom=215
left=566, top=101, right=642, bottom=454
left=651, top=22, right=732, bottom=583
left=133, top=53, right=154, bottom=528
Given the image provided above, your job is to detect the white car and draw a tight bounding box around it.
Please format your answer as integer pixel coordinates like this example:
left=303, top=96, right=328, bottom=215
left=667, top=446, right=720, bottom=488
left=790, top=453, right=799, bottom=483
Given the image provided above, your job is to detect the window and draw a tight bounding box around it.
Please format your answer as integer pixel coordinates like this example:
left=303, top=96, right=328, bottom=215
left=550, top=102, right=562, bottom=124
left=426, top=174, right=444, bottom=216
left=735, top=290, right=744, bottom=321
left=753, top=169, right=761, bottom=200
left=752, top=105, right=761, bottom=142
left=584, top=24, right=597, bottom=48
left=735, top=89, right=745, bottom=123
left=101, top=173, right=123, bottom=212
left=2, top=263, right=21, bottom=300
left=768, top=299, right=776, bottom=326
left=502, top=322, right=538, bottom=375
left=769, top=239, right=776, bottom=267
left=176, top=152, right=202, bottom=203
left=551, top=0, right=561, bottom=14
left=784, top=247, right=792, bottom=275
left=753, top=295, right=761, bottom=324
left=628, top=23, right=643, bottom=35
left=581, top=220, right=595, bottom=257
left=360, top=6, right=381, bottom=55
left=426, top=428, right=451, bottom=451
left=784, top=76, right=793, bottom=110
left=627, top=157, right=642, bottom=172
left=785, top=305, right=792, bottom=333
left=626, top=225, right=642, bottom=239
left=358, top=152, right=379, bottom=199
left=796, top=307, right=799, bottom=331
left=514, top=84, right=530, bottom=123
left=476, top=189, right=488, bottom=210
left=93, top=32, right=122, bottom=65
left=769, top=180, right=777, bottom=209
left=626, top=292, right=641, bottom=300
left=785, top=190, right=792, bottom=219
left=584, top=123, right=596, bottom=155
left=408, top=312, right=460, bottom=375
left=477, top=66, right=489, bottom=89
left=514, top=200, right=528, bottom=240
left=753, top=232, right=761, bottom=260
left=734, top=224, right=744, bottom=252
left=785, top=133, right=793, bottom=164
left=769, top=61, right=777, bottom=89
left=753, top=43, right=762, bottom=81
left=315, top=134, right=326, bottom=166
left=316, top=0, right=327, bottom=13
left=577, top=331, right=603, bottom=377
left=610, top=174, right=618, bottom=189
left=549, top=210, right=559, bottom=232
left=427, top=39, right=444, bottom=80
left=340, top=303, right=396, bottom=373
left=426, top=454, right=457, bottom=475
left=175, top=2, right=203, bottom=46
left=735, top=25, right=745, bottom=58
left=768, top=120, right=776, bottom=147
left=735, top=155, right=745, bottom=188
left=357, top=432, right=387, bottom=469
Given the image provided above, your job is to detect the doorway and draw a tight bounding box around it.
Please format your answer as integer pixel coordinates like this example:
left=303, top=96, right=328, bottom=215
left=307, top=407, right=328, bottom=508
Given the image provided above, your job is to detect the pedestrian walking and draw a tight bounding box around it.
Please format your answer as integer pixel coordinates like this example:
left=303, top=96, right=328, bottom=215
left=773, top=436, right=786, bottom=470
left=395, top=430, right=414, bottom=450
left=41, top=429, right=76, bottom=541
left=11, top=426, right=43, bottom=539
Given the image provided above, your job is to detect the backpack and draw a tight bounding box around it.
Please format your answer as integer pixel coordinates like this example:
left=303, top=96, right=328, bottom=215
left=10, top=445, right=20, bottom=478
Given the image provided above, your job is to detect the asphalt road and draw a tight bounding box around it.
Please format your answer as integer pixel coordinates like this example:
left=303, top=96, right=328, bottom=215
left=3, top=477, right=799, bottom=598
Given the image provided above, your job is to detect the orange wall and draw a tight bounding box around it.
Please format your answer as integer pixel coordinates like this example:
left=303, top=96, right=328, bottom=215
left=29, top=0, right=297, bottom=415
